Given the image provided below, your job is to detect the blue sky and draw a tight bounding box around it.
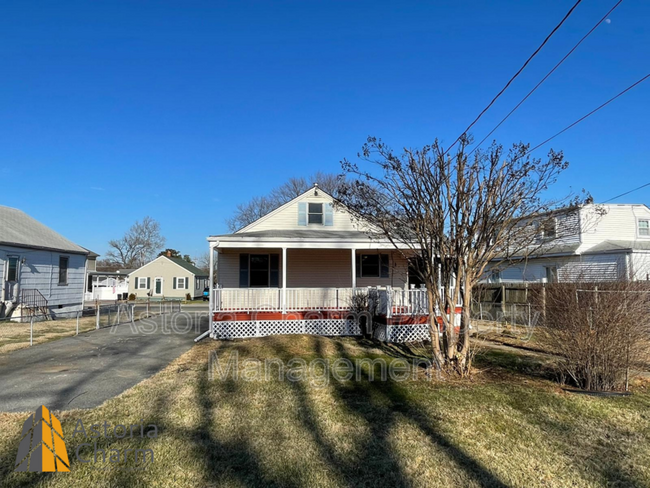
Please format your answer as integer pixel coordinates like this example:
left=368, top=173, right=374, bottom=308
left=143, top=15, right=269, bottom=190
left=1, top=0, right=648, bottom=258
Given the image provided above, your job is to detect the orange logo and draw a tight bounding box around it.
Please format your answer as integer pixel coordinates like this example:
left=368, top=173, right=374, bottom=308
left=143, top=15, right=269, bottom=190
left=15, top=405, right=70, bottom=472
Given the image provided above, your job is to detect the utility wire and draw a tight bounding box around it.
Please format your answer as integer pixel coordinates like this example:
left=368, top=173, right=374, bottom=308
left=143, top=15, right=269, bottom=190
left=521, top=72, right=650, bottom=159
left=446, top=0, right=583, bottom=153
left=603, top=182, right=650, bottom=203
left=470, top=0, right=623, bottom=155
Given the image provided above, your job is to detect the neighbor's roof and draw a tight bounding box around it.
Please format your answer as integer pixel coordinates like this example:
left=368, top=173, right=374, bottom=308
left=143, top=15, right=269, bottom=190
left=583, top=240, right=650, bottom=254
left=0, top=206, right=88, bottom=254
left=163, top=256, right=208, bottom=276
left=210, top=229, right=387, bottom=241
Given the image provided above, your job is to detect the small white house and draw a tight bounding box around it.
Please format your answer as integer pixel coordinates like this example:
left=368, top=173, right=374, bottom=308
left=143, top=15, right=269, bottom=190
left=128, top=254, right=209, bottom=300
left=204, top=185, right=457, bottom=342
left=0, top=206, right=88, bottom=319
left=486, top=203, right=650, bottom=283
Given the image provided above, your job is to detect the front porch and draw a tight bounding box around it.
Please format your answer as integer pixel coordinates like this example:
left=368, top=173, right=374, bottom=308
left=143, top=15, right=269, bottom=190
left=205, top=233, right=460, bottom=343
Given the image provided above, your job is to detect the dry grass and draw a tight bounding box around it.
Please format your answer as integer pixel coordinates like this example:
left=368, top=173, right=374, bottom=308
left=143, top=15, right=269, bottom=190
left=0, top=316, right=100, bottom=355
left=1, top=335, right=649, bottom=487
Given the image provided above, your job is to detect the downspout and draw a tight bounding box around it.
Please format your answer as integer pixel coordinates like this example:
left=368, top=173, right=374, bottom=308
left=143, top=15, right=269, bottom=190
left=195, top=242, right=217, bottom=342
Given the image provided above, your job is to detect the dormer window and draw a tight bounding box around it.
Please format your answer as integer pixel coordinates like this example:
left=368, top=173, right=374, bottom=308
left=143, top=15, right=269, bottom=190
left=308, top=203, right=323, bottom=224
left=541, top=219, right=556, bottom=240
left=639, top=219, right=649, bottom=237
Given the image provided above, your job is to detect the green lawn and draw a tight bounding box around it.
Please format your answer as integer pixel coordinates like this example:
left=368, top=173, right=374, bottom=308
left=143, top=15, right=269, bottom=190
left=1, top=335, right=649, bottom=487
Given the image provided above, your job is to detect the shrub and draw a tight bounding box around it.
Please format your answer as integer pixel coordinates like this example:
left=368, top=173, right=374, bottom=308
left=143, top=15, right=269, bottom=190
left=128, top=293, right=136, bottom=301
left=185, top=293, right=192, bottom=301
left=541, top=280, right=650, bottom=391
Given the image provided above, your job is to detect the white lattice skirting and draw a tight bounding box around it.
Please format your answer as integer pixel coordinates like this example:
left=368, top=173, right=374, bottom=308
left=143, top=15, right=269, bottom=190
left=211, top=319, right=362, bottom=339
left=373, top=323, right=432, bottom=343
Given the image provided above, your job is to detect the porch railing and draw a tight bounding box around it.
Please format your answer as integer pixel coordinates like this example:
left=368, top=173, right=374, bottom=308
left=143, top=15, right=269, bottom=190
left=212, top=286, right=440, bottom=316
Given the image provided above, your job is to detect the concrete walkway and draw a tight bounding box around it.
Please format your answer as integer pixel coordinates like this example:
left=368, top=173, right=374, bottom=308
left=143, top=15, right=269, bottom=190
left=0, top=312, right=208, bottom=412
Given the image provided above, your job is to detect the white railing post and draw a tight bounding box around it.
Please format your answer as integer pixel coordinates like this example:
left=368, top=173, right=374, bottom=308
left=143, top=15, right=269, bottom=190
left=30, top=317, right=34, bottom=346
left=281, top=247, right=287, bottom=314
left=386, top=285, right=392, bottom=319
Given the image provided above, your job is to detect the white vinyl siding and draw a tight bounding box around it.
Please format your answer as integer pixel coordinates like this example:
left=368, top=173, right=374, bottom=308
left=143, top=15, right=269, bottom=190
left=239, top=192, right=359, bottom=233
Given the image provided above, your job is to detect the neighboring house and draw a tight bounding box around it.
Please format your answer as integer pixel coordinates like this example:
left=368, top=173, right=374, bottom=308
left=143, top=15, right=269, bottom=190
left=0, top=206, right=88, bottom=319
left=128, top=254, right=208, bottom=300
left=486, top=203, right=650, bottom=283
left=85, top=264, right=132, bottom=302
left=204, top=184, right=454, bottom=342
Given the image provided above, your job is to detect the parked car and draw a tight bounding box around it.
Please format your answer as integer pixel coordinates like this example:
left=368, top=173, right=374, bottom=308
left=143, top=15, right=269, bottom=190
left=203, top=287, right=209, bottom=301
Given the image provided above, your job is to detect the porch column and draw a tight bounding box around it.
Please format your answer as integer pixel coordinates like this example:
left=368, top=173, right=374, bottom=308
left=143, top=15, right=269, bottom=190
left=208, top=245, right=215, bottom=333
left=351, top=248, right=356, bottom=289
left=282, top=247, right=287, bottom=313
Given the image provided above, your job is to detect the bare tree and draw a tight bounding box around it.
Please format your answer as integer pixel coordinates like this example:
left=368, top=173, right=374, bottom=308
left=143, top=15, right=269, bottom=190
left=338, top=136, right=579, bottom=375
left=226, top=172, right=341, bottom=232
left=105, top=216, right=166, bottom=268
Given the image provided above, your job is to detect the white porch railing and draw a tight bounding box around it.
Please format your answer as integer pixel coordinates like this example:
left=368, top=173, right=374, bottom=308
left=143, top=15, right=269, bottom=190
left=212, top=286, right=440, bottom=316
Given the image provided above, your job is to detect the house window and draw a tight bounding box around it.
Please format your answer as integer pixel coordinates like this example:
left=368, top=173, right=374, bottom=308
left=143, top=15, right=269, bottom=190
left=308, top=203, right=323, bottom=224
left=59, top=256, right=69, bottom=285
left=239, top=254, right=279, bottom=288
left=545, top=266, right=558, bottom=283
left=174, top=277, right=187, bottom=289
left=488, top=270, right=501, bottom=283
left=250, top=255, right=270, bottom=287
left=357, top=254, right=390, bottom=278
left=541, top=219, right=556, bottom=240
left=7, top=256, right=18, bottom=282
left=639, top=220, right=649, bottom=237
left=138, top=277, right=148, bottom=289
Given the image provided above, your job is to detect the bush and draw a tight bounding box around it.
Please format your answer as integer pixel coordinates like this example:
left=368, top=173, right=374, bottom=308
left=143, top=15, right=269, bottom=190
left=541, top=280, right=650, bottom=391
left=185, top=293, right=192, bottom=301
left=128, top=293, right=136, bottom=301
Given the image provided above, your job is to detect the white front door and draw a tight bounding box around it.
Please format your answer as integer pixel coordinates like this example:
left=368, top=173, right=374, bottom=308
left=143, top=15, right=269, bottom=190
left=4, top=255, right=20, bottom=301
left=154, top=277, right=163, bottom=296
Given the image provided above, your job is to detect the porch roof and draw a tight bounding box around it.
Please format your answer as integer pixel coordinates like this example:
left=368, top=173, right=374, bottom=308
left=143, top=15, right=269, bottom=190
left=208, top=229, right=412, bottom=249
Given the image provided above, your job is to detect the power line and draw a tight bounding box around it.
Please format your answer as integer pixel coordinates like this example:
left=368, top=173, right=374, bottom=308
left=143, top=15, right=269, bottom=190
left=446, top=0, right=583, bottom=153
left=522, top=72, right=650, bottom=158
left=470, top=0, right=623, bottom=155
left=603, top=182, right=650, bottom=203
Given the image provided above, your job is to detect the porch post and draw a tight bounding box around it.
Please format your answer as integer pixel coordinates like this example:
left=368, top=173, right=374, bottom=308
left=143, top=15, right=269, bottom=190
left=351, top=248, right=356, bottom=289
left=282, top=247, right=287, bottom=314
left=208, top=244, right=215, bottom=335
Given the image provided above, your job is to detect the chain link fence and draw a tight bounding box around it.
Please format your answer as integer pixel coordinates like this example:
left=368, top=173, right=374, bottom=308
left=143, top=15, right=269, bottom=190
left=0, top=299, right=183, bottom=355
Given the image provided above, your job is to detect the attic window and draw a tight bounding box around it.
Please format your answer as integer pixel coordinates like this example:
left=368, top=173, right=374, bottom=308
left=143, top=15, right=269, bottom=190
left=541, top=219, right=556, bottom=240
left=308, top=203, right=323, bottom=224
left=639, top=220, right=650, bottom=236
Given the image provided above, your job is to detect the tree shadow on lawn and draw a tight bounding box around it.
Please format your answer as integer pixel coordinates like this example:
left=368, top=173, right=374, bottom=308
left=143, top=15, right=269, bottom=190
left=265, top=336, right=510, bottom=487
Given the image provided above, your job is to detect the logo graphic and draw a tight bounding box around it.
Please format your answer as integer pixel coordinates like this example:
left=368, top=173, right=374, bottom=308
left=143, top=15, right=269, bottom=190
left=15, top=405, right=70, bottom=472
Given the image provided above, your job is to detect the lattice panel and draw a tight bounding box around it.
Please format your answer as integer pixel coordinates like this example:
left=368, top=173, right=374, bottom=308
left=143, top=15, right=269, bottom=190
left=386, top=324, right=431, bottom=343
left=211, top=319, right=360, bottom=340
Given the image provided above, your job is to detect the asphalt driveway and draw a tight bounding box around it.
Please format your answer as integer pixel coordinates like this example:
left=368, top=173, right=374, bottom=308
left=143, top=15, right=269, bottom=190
left=0, top=310, right=209, bottom=412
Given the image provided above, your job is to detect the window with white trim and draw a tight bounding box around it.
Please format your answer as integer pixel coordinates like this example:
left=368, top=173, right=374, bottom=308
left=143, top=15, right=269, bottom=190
left=174, top=277, right=187, bottom=289
left=308, top=203, right=323, bottom=224
left=639, top=219, right=649, bottom=237
left=541, top=219, right=556, bottom=240
left=138, top=277, right=148, bottom=289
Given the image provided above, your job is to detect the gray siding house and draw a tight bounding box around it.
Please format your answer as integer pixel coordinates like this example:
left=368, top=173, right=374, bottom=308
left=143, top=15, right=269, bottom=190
left=0, top=206, right=89, bottom=319
left=485, top=203, right=650, bottom=283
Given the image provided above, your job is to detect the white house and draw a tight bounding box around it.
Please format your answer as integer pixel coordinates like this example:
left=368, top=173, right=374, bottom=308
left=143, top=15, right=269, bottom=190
left=204, top=185, right=457, bottom=342
left=487, top=203, right=650, bottom=283
left=0, top=206, right=88, bottom=320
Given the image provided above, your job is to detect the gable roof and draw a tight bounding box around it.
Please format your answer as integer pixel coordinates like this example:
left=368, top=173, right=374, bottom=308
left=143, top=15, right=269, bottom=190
left=128, top=255, right=208, bottom=276
left=236, top=185, right=339, bottom=234
left=0, top=206, right=88, bottom=254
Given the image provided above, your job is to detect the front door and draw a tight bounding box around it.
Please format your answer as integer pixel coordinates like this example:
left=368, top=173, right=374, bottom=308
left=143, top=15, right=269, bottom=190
left=4, top=255, right=19, bottom=300
left=154, top=277, right=163, bottom=296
